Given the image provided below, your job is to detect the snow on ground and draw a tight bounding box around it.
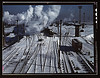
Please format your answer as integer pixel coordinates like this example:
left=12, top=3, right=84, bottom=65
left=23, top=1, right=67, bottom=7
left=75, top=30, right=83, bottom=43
left=4, top=26, right=15, bottom=34
left=3, top=34, right=61, bottom=73
left=48, top=24, right=94, bottom=46
left=83, top=34, right=94, bottom=44
left=49, top=24, right=94, bottom=61
left=49, top=24, right=93, bottom=37
left=68, top=36, right=94, bottom=66
left=2, top=22, right=94, bottom=73
left=83, top=25, right=94, bottom=36
left=7, top=33, right=15, bottom=37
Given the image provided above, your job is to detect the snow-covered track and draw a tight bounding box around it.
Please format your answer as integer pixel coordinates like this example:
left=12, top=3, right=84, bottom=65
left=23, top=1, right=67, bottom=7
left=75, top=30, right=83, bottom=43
left=60, top=36, right=94, bottom=73
left=2, top=35, right=94, bottom=74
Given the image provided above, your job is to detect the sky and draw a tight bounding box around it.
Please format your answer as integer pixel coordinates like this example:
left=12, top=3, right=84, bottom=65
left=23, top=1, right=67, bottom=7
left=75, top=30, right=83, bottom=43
left=3, top=5, right=93, bottom=22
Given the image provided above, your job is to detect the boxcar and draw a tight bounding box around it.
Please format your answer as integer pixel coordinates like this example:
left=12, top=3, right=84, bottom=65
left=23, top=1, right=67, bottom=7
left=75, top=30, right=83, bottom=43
left=72, top=39, right=82, bottom=52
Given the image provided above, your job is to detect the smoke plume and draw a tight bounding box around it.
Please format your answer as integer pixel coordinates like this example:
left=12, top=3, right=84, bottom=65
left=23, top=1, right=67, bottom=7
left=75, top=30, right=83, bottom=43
left=3, top=5, right=61, bottom=35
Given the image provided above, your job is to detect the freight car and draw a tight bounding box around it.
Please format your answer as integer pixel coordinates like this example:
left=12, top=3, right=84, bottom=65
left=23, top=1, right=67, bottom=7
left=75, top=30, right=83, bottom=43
left=72, top=39, right=82, bottom=52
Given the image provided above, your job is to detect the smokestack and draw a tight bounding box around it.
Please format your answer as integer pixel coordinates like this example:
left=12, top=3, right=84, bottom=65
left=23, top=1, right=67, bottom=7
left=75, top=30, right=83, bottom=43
left=78, top=6, right=82, bottom=24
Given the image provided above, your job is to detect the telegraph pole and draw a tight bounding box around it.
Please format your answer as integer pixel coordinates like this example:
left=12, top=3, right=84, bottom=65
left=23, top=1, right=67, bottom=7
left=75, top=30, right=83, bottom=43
left=58, top=20, right=62, bottom=70
left=83, top=12, right=85, bottom=23
left=60, top=20, right=62, bottom=46
left=23, top=24, right=25, bottom=35
left=82, top=12, right=85, bottom=28
left=2, top=8, right=6, bottom=47
left=57, top=21, right=59, bottom=36
left=78, top=6, right=82, bottom=24
left=16, top=20, right=19, bottom=42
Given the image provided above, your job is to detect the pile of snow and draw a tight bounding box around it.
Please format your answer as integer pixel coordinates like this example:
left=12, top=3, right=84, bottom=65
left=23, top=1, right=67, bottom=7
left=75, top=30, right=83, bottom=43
left=3, top=5, right=61, bottom=35
left=4, top=26, right=15, bottom=34
left=85, top=34, right=94, bottom=44
left=86, top=34, right=93, bottom=39
left=71, top=37, right=87, bottom=44
left=7, top=33, right=15, bottom=37
left=70, top=34, right=94, bottom=44
left=83, top=25, right=93, bottom=35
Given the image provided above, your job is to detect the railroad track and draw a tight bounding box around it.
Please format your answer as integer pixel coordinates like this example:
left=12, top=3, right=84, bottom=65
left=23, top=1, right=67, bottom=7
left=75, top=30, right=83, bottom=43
left=2, top=35, right=38, bottom=73
left=60, top=36, right=94, bottom=73
left=60, top=37, right=74, bottom=73
left=42, top=37, right=52, bottom=72
left=12, top=35, right=38, bottom=73
left=3, top=34, right=94, bottom=73
left=27, top=36, right=53, bottom=73
left=3, top=37, right=26, bottom=61
left=53, top=41, right=60, bottom=73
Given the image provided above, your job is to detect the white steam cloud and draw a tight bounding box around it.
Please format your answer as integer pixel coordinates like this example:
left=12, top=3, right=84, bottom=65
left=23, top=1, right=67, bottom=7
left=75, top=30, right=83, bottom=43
left=3, top=5, right=61, bottom=35
left=3, top=11, right=17, bottom=24
left=63, top=13, right=74, bottom=22
left=47, top=5, right=61, bottom=23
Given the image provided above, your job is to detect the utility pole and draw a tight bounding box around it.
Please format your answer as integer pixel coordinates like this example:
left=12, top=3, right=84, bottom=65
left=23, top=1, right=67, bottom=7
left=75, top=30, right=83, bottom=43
left=78, top=6, right=82, bottom=24
left=23, top=24, right=25, bottom=35
left=60, top=20, right=62, bottom=46
left=82, top=12, right=85, bottom=28
left=16, top=20, right=19, bottom=42
left=58, top=20, right=62, bottom=70
left=57, top=21, right=59, bottom=36
left=2, top=8, right=5, bottom=47
left=83, top=12, right=85, bottom=23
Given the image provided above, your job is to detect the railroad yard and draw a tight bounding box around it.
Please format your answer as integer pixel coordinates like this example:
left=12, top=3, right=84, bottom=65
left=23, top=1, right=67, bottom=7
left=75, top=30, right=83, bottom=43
left=2, top=24, right=95, bottom=74
left=2, top=4, right=96, bottom=74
